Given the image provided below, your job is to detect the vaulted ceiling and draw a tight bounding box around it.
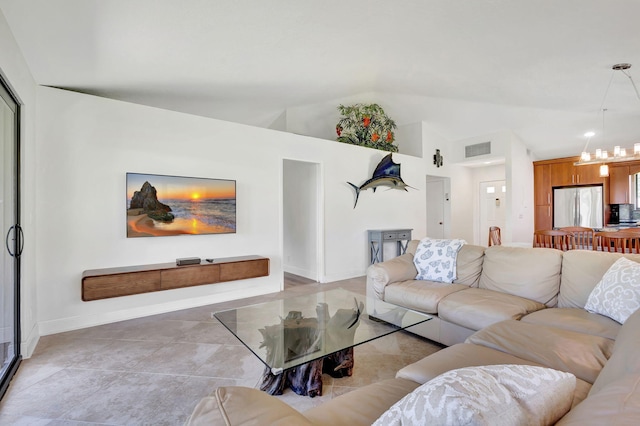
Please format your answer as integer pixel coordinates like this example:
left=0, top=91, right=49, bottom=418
left=2, top=0, right=640, bottom=160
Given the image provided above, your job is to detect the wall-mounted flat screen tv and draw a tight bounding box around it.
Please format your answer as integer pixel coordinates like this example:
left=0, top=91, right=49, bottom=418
left=126, top=172, right=236, bottom=238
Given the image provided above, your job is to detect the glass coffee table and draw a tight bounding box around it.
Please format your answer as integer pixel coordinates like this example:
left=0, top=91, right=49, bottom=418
left=214, top=287, right=431, bottom=397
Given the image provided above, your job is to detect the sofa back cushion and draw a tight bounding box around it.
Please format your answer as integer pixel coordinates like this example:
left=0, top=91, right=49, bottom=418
left=466, top=320, right=613, bottom=384
left=452, top=244, right=485, bottom=287
left=559, top=250, right=640, bottom=308
left=407, top=241, right=484, bottom=288
left=588, top=308, right=640, bottom=396
left=556, top=374, right=640, bottom=425
left=407, top=240, right=419, bottom=255
left=186, top=386, right=314, bottom=425
left=479, top=246, right=562, bottom=306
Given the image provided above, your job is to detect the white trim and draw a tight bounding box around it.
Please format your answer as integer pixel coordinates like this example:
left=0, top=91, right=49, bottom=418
left=321, top=270, right=366, bottom=284
left=283, top=264, right=316, bottom=281
left=36, top=280, right=273, bottom=336
left=21, top=322, right=39, bottom=359
left=281, top=157, right=325, bottom=283
left=316, top=161, right=325, bottom=283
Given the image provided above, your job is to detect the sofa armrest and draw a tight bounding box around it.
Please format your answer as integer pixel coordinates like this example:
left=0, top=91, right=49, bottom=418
left=366, top=253, right=417, bottom=300
left=186, top=386, right=313, bottom=426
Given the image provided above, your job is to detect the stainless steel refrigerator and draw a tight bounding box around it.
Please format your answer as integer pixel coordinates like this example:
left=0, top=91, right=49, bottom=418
left=553, top=186, right=603, bottom=228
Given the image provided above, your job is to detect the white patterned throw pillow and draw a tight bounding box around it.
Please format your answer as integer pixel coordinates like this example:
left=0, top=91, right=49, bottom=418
left=585, top=257, right=640, bottom=324
left=413, top=238, right=465, bottom=283
left=373, top=364, right=576, bottom=426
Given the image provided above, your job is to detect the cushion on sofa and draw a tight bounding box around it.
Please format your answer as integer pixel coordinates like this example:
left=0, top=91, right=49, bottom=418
left=556, top=374, right=640, bottom=425
left=584, top=257, right=640, bottom=324
left=558, top=250, right=640, bottom=308
left=479, top=246, right=563, bottom=306
left=384, top=281, right=468, bottom=314
left=367, top=253, right=418, bottom=300
left=588, top=308, right=640, bottom=396
left=406, top=239, right=419, bottom=255
left=375, top=365, right=576, bottom=426
left=185, top=386, right=313, bottom=426
left=409, top=242, right=484, bottom=287
left=414, top=238, right=466, bottom=283
left=466, top=320, right=614, bottom=383
left=450, top=243, right=485, bottom=287
left=521, top=308, right=621, bottom=340
left=438, top=288, right=546, bottom=331
left=303, top=378, right=420, bottom=426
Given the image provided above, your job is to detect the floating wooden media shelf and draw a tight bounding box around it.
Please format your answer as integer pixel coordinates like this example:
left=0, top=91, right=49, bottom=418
left=82, top=255, right=270, bottom=301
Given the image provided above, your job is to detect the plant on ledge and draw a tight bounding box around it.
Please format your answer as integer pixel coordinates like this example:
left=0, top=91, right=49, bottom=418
left=335, top=103, right=398, bottom=152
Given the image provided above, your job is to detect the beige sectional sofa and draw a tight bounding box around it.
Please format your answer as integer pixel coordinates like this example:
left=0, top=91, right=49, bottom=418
left=186, top=244, right=640, bottom=425
left=367, top=242, right=568, bottom=346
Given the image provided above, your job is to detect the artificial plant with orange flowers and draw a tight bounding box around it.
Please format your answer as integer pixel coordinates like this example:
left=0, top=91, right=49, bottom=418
left=335, top=103, right=398, bottom=152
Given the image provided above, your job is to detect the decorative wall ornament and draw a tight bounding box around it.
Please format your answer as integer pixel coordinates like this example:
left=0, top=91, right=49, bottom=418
left=433, top=149, right=444, bottom=167
left=347, top=154, right=413, bottom=208
left=336, top=103, right=398, bottom=152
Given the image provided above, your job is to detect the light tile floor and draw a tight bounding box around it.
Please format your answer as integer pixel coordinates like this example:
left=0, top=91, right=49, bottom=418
left=0, top=275, right=442, bottom=425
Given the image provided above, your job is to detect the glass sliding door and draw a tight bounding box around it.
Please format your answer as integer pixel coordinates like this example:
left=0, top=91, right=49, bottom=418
left=0, top=77, right=21, bottom=399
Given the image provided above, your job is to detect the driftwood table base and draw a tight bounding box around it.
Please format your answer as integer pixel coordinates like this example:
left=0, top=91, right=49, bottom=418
left=259, top=347, right=354, bottom=397
left=258, top=302, right=362, bottom=397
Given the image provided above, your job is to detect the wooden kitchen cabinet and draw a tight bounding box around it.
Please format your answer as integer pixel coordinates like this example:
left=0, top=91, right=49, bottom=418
left=534, top=164, right=551, bottom=206
left=549, top=162, right=574, bottom=186
left=534, top=157, right=606, bottom=230
left=609, top=165, right=630, bottom=204
left=575, top=164, right=605, bottom=185
left=534, top=205, right=552, bottom=231
left=549, top=161, right=604, bottom=186
left=534, top=164, right=552, bottom=230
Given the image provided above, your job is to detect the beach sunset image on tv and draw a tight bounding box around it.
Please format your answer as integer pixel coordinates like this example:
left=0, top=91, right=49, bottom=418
left=126, top=173, right=236, bottom=238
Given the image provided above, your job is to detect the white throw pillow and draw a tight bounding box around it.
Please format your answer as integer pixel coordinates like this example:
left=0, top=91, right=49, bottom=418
left=585, top=257, right=640, bottom=324
left=373, top=364, right=576, bottom=426
left=413, top=238, right=465, bottom=283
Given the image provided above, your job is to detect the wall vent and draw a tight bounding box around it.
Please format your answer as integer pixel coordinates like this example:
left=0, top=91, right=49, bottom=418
left=465, top=141, right=491, bottom=158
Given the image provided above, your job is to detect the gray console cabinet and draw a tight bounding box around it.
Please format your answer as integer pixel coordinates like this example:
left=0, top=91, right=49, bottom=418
left=367, top=229, right=412, bottom=265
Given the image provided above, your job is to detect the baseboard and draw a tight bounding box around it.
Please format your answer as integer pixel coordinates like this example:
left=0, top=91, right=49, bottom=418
left=321, top=268, right=366, bottom=283
left=21, top=323, right=40, bottom=359
left=37, top=283, right=279, bottom=336
left=283, top=264, right=316, bottom=280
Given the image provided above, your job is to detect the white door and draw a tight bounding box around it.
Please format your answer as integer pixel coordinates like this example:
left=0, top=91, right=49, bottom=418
left=480, top=180, right=506, bottom=245
left=426, top=179, right=445, bottom=239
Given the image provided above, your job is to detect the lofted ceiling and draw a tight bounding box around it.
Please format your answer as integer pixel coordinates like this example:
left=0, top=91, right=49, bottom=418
left=2, top=0, right=640, bottom=160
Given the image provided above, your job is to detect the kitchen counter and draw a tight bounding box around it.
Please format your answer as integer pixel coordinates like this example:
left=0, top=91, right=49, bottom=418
left=596, top=224, right=640, bottom=231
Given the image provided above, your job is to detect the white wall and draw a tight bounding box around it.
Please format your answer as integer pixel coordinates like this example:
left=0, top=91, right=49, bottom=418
left=451, top=131, right=509, bottom=165
left=506, top=133, right=535, bottom=244
left=0, top=9, right=38, bottom=357
left=35, top=86, right=432, bottom=335
left=1, top=9, right=529, bottom=347
left=420, top=124, right=474, bottom=242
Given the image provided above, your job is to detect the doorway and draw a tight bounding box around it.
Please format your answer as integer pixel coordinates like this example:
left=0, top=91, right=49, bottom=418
left=282, top=159, right=322, bottom=283
left=426, top=176, right=450, bottom=239
left=479, top=180, right=506, bottom=246
left=0, top=77, right=21, bottom=399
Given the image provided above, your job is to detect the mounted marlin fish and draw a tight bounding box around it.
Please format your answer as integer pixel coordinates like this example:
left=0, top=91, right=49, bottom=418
left=348, top=153, right=413, bottom=208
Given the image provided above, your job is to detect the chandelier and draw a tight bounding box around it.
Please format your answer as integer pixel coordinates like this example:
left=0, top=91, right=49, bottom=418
left=575, top=63, right=640, bottom=176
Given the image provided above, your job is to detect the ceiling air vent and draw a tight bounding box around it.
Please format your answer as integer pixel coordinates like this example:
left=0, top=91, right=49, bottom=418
left=465, top=141, right=491, bottom=158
